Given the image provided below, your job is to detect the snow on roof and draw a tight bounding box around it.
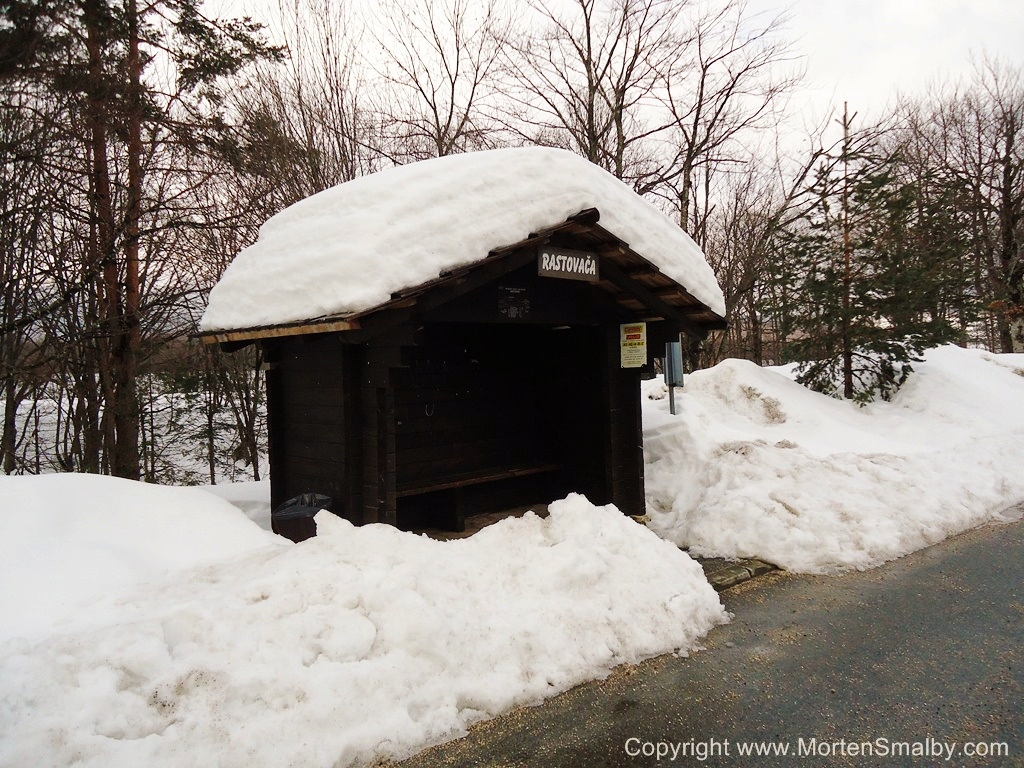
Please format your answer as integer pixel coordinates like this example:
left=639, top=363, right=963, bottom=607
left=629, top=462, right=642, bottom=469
left=199, top=147, right=726, bottom=332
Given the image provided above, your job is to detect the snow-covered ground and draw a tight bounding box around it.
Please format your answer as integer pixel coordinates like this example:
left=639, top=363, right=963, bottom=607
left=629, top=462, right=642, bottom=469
left=644, top=345, right=1024, bottom=572
left=0, top=475, right=279, bottom=644
left=2, top=344, right=1023, bottom=767
left=203, top=478, right=273, bottom=530
left=0, top=488, right=725, bottom=768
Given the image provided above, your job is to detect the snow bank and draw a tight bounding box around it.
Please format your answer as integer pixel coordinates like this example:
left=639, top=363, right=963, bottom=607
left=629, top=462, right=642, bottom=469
left=203, top=479, right=273, bottom=530
left=200, top=147, right=725, bottom=331
left=0, top=492, right=727, bottom=768
left=644, top=345, right=1024, bottom=573
left=0, top=474, right=281, bottom=642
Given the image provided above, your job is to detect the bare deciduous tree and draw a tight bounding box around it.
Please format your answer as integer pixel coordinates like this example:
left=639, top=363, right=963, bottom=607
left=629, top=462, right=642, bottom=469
left=655, top=0, right=800, bottom=244
left=505, top=0, right=683, bottom=182
left=2, top=0, right=280, bottom=478
left=369, top=0, right=509, bottom=161
left=1, top=90, right=52, bottom=473
left=903, top=58, right=1023, bottom=352
left=230, top=0, right=382, bottom=207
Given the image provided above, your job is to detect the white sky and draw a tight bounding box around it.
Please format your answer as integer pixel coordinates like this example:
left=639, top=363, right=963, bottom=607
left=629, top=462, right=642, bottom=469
left=218, top=0, right=1023, bottom=126
left=750, top=0, right=1024, bottom=120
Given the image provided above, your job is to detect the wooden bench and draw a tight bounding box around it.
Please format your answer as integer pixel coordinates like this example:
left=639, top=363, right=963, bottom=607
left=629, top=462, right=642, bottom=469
left=396, top=462, right=562, bottom=531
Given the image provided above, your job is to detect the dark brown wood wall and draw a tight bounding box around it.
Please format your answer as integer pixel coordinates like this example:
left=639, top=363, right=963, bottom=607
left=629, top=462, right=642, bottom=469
left=264, top=335, right=358, bottom=518
left=393, top=324, right=547, bottom=487
left=601, top=324, right=646, bottom=516
left=542, top=325, right=607, bottom=503
left=360, top=346, right=398, bottom=525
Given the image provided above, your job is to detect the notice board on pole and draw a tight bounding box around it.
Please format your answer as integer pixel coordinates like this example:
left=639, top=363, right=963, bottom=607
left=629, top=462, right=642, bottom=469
left=620, top=322, right=647, bottom=368
left=664, top=340, right=684, bottom=386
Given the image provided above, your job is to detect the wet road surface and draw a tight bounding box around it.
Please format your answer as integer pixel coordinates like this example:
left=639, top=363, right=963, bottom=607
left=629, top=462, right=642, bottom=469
left=395, top=514, right=1023, bottom=767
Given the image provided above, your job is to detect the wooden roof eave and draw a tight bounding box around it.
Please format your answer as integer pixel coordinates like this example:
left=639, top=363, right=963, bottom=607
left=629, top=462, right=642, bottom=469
left=599, top=258, right=710, bottom=339
left=577, top=222, right=726, bottom=336
left=196, top=316, right=362, bottom=347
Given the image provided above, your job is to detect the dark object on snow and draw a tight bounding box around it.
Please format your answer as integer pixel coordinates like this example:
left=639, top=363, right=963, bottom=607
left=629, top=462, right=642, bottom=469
left=272, top=493, right=332, bottom=543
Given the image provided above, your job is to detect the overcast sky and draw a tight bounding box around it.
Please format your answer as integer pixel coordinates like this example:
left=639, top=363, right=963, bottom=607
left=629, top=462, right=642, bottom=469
left=750, top=0, right=1024, bottom=120
left=219, top=0, right=1023, bottom=127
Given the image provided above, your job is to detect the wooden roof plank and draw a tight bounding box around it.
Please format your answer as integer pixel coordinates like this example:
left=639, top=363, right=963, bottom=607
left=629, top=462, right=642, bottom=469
left=600, top=259, right=710, bottom=338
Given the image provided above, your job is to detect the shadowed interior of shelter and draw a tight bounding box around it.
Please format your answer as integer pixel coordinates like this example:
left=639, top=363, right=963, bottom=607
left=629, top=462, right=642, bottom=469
left=392, top=322, right=606, bottom=531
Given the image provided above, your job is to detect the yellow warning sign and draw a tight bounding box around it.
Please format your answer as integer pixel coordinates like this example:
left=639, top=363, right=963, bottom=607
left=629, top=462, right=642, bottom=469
left=620, top=322, right=647, bottom=368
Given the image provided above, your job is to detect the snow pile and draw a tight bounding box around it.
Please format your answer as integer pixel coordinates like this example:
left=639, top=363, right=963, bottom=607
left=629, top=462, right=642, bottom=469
left=203, top=478, right=272, bottom=530
left=644, top=345, right=1024, bottom=573
left=0, top=489, right=727, bottom=768
left=200, top=147, right=725, bottom=331
left=0, top=474, right=281, bottom=643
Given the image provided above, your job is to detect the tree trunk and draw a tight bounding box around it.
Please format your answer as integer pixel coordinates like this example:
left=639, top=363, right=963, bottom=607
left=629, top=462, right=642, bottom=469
left=997, top=110, right=1022, bottom=353
left=84, top=0, right=142, bottom=479
left=112, top=0, right=143, bottom=479
left=841, top=103, right=854, bottom=399
left=83, top=0, right=123, bottom=475
left=2, top=377, right=18, bottom=474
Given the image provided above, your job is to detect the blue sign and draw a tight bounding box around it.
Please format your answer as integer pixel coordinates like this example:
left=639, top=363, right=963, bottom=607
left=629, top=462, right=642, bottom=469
left=665, top=341, right=684, bottom=386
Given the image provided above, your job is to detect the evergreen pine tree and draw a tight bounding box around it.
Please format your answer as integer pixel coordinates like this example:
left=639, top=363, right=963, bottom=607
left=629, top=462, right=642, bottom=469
left=1, top=0, right=281, bottom=478
left=770, top=106, right=959, bottom=403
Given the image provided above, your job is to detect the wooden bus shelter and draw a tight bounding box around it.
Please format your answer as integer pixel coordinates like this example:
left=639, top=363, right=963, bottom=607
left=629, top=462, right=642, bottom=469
left=201, top=208, right=725, bottom=539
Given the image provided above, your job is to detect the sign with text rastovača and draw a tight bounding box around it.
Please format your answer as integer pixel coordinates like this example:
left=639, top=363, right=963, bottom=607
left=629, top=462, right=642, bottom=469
left=537, top=246, right=599, bottom=281
left=620, top=322, right=647, bottom=368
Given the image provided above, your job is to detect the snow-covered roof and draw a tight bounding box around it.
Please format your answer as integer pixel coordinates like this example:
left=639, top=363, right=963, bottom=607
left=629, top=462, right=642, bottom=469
left=199, top=147, right=726, bottom=333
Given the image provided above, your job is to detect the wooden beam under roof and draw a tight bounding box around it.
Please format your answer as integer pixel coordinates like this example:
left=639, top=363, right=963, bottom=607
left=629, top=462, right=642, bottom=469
left=599, top=258, right=709, bottom=338
left=197, top=317, right=360, bottom=345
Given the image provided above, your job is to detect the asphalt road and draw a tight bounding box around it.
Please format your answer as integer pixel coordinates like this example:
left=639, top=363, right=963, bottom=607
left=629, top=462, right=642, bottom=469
left=395, top=513, right=1024, bottom=767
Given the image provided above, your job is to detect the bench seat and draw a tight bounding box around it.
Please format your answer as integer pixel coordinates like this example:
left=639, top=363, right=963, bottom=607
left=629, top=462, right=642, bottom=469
left=396, top=462, right=562, bottom=531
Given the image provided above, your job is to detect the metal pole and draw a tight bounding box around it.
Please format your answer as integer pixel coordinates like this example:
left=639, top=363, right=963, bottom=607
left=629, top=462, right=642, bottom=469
left=666, top=342, right=677, bottom=415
